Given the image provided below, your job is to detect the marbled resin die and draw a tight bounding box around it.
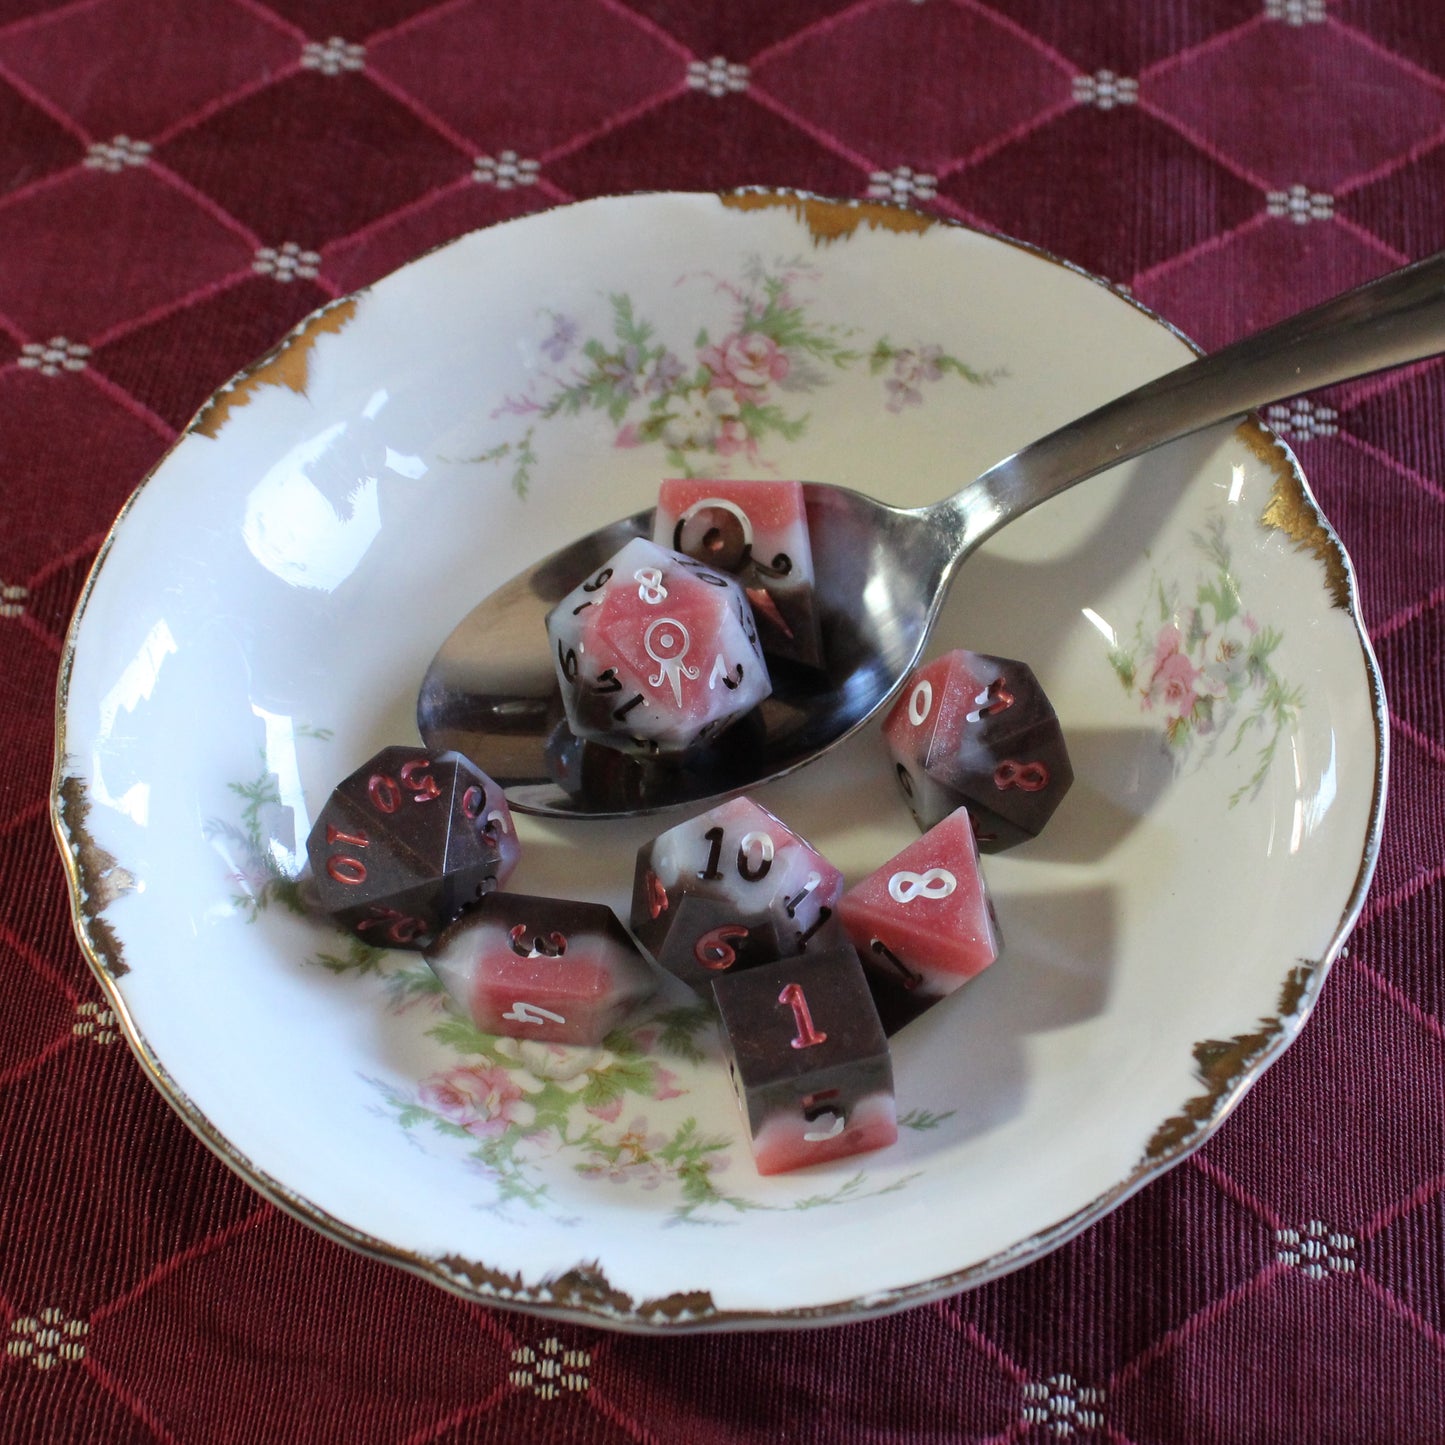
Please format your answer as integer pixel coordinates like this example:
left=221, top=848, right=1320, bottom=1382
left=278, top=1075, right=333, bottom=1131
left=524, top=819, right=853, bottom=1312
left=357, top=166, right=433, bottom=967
left=654, top=478, right=823, bottom=668
left=546, top=536, right=770, bottom=758
left=883, top=649, right=1073, bottom=850
left=426, top=891, right=657, bottom=1045
left=713, top=945, right=896, bottom=1175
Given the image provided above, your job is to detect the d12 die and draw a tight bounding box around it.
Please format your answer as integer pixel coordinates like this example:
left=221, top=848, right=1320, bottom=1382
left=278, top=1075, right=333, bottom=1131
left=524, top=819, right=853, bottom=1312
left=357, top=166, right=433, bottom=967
left=654, top=478, right=823, bottom=668
left=306, top=746, right=519, bottom=949
left=884, top=649, right=1073, bottom=851
left=546, top=536, right=771, bottom=758
left=713, top=944, right=896, bottom=1175
left=837, top=808, right=1001, bottom=1034
left=630, top=795, right=843, bottom=998
left=426, top=892, right=657, bottom=1045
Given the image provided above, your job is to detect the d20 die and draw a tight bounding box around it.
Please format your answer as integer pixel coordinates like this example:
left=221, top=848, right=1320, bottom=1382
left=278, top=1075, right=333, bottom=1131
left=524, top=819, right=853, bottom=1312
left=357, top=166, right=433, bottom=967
left=837, top=808, right=1001, bottom=1034
left=426, top=892, right=657, bottom=1045
left=306, top=746, right=519, bottom=949
left=654, top=478, right=823, bottom=668
left=713, top=945, right=896, bottom=1176
left=546, top=536, right=771, bottom=759
left=883, top=649, right=1073, bottom=850
left=630, top=795, right=843, bottom=998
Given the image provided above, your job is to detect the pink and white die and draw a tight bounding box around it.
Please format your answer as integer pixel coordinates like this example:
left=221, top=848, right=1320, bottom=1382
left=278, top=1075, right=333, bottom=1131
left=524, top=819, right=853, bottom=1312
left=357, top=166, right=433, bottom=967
left=654, top=478, right=823, bottom=668
left=546, top=536, right=770, bottom=758
left=837, top=808, right=1001, bottom=1034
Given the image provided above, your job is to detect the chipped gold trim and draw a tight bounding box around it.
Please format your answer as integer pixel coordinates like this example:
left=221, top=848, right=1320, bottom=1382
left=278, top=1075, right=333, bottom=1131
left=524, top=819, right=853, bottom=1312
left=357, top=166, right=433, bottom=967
left=53, top=775, right=135, bottom=977
left=722, top=188, right=938, bottom=244
left=1145, top=964, right=1315, bottom=1161
left=48, top=189, right=1391, bottom=1333
left=1240, top=417, right=1352, bottom=610
left=192, top=296, right=359, bottom=439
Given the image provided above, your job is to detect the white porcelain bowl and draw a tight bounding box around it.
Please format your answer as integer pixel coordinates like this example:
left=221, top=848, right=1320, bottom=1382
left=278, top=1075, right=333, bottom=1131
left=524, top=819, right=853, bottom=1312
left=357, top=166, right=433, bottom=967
left=53, top=191, right=1386, bottom=1330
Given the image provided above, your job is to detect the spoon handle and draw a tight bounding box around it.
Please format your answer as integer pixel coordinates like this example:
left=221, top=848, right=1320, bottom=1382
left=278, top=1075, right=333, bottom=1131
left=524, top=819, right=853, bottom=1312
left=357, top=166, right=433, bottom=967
left=951, top=249, right=1445, bottom=547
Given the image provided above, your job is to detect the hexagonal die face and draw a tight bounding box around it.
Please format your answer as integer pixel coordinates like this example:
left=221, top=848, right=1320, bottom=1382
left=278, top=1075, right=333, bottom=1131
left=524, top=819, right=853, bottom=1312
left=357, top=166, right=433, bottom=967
left=630, top=795, right=843, bottom=998
left=305, top=746, right=517, bottom=950
left=837, top=808, right=1001, bottom=1035
left=425, top=892, right=657, bottom=1045
left=653, top=478, right=822, bottom=668
left=712, top=946, right=896, bottom=1176
left=882, top=649, right=1073, bottom=851
left=546, top=536, right=771, bottom=758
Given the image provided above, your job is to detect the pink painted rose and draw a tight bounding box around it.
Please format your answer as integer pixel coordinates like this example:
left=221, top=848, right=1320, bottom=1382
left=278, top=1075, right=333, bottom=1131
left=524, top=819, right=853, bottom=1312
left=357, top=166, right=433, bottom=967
left=419, top=1063, right=534, bottom=1139
left=701, top=330, right=790, bottom=401
left=1143, top=628, right=1202, bottom=721
left=651, top=1066, right=684, bottom=1102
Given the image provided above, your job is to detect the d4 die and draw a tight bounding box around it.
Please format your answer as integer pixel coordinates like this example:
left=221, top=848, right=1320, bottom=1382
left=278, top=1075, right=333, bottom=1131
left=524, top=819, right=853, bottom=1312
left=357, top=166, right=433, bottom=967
left=837, top=807, right=1001, bottom=1034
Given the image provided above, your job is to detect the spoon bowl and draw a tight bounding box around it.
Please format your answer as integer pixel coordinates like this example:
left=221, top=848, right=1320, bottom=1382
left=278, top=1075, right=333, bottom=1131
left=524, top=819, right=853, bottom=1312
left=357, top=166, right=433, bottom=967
left=420, top=245, right=1445, bottom=818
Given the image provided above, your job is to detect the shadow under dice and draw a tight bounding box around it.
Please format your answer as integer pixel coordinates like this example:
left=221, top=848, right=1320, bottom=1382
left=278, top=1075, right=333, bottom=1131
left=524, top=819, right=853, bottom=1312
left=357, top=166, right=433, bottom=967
left=884, top=649, right=1073, bottom=851
left=713, top=946, right=896, bottom=1176
left=426, top=892, right=657, bottom=1045
left=654, top=478, right=822, bottom=669
left=630, top=795, right=843, bottom=999
left=837, top=808, right=1001, bottom=1035
left=306, top=746, right=519, bottom=949
left=546, top=536, right=770, bottom=759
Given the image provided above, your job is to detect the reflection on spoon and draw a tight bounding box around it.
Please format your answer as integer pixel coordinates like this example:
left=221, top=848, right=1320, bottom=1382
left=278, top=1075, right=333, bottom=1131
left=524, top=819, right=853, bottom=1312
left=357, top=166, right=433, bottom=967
left=419, top=249, right=1445, bottom=818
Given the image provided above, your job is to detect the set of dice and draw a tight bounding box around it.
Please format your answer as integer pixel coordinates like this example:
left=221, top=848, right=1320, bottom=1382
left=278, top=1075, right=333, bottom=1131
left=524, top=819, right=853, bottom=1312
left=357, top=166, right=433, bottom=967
left=304, top=479, right=1072, bottom=1178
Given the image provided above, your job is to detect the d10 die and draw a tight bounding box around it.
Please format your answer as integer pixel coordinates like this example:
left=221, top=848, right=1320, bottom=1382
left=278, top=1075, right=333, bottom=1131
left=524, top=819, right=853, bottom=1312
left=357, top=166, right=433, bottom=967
left=713, top=945, right=896, bottom=1176
left=837, top=808, right=1001, bottom=1034
left=546, top=536, right=771, bottom=758
left=426, top=892, right=657, bottom=1045
left=884, top=649, right=1073, bottom=851
left=654, top=478, right=823, bottom=668
left=306, top=746, right=519, bottom=950
left=630, top=795, right=843, bottom=998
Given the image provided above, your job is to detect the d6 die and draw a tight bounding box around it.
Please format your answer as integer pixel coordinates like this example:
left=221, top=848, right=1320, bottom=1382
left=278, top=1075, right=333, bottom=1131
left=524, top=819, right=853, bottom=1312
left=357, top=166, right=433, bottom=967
left=713, top=945, right=896, bottom=1175
left=546, top=536, right=771, bottom=758
left=837, top=808, right=1001, bottom=1035
left=426, top=892, right=657, bottom=1045
left=630, top=795, right=843, bottom=998
left=306, top=746, right=518, bottom=949
left=884, top=649, right=1073, bottom=850
left=654, top=478, right=823, bottom=668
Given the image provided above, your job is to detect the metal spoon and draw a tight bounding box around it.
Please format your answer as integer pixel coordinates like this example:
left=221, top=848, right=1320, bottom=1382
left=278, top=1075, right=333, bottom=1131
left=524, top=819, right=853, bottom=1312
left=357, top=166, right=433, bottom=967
left=419, top=250, right=1445, bottom=818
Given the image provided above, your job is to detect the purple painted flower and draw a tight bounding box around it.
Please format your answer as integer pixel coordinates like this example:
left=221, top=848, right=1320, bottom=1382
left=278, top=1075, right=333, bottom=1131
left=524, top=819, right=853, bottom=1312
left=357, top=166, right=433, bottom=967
left=885, top=346, right=945, bottom=412
left=647, top=349, right=687, bottom=396
left=541, top=314, right=578, bottom=362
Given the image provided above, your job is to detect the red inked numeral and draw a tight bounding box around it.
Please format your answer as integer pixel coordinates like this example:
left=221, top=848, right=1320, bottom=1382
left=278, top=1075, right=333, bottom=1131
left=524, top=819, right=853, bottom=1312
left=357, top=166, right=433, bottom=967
left=400, top=758, right=441, bottom=801
left=357, top=906, right=426, bottom=945
left=694, top=924, right=749, bottom=971
left=993, top=759, right=1049, bottom=792
left=325, top=822, right=369, bottom=886
left=367, top=774, right=401, bottom=813
left=779, top=981, right=827, bottom=1049
left=643, top=869, right=669, bottom=919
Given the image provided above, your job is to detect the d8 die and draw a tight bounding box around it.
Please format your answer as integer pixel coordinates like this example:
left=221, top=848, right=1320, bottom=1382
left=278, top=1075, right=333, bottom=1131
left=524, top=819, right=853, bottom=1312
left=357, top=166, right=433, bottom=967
left=837, top=808, right=1001, bottom=1034
left=630, top=795, right=843, bottom=998
left=884, top=649, right=1073, bottom=850
left=426, top=892, right=657, bottom=1045
left=713, top=945, right=896, bottom=1175
left=306, top=746, right=519, bottom=950
left=654, top=478, right=823, bottom=668
left=546, top=536, right=771, bottom=758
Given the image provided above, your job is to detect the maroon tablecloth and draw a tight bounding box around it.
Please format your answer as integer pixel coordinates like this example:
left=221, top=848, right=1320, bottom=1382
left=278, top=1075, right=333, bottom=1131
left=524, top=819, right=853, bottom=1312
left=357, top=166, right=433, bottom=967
left=4, top=2, right=1444, bottom=1440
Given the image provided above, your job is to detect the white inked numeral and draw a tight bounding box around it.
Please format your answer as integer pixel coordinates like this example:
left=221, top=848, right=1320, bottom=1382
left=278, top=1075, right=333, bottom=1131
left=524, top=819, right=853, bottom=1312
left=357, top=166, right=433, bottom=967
left=803, top=1110, right=846, bottom=1142
left=887, top=867, right=957, bottom=904
left=634, top=566, right=667, bottom=604
left=502, top=1001, right=567, bottom=1026
left=908, top=679, right=933, bottom=726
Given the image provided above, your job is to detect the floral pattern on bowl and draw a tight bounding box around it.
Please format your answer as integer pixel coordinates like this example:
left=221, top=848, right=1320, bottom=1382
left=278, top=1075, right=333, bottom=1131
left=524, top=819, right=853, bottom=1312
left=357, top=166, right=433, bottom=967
left=481, top=256, right=998, bottom=491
